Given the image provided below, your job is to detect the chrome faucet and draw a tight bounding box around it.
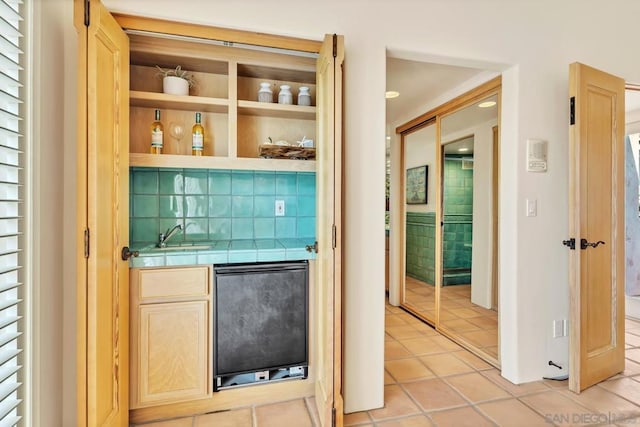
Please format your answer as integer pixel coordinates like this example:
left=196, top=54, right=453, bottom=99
left=158, top=224, right=183, bottom=248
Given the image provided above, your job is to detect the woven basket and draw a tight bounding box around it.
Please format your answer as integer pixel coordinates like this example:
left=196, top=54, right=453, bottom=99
left=258, top=144, right=316, bottom=160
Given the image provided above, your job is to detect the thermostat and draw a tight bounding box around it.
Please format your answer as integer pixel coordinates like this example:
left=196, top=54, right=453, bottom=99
left=527, top=139, right=547, bottom=172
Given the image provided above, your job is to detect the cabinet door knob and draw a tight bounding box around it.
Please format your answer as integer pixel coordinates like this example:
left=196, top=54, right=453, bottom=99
left=121, top=246, right=139, bottom=261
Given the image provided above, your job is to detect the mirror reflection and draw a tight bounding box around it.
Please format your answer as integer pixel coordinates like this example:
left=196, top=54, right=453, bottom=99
left=402, top=122, right=436, bottom=323
left=439, top=94, right=499, bottom=361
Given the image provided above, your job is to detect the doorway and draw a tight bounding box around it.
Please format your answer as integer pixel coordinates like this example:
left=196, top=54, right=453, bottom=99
left=624, top=87, right=640, bottom=318
left=391, top=72, right=501, bottom=366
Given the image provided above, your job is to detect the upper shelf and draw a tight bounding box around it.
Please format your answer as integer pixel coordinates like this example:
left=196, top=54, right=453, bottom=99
left=130, top=153, right=316, bottom=172
left=237, top=100, right=316, bottom=120
left=130, top=91, right=317, bottom=120
left=130, top=91, right=228, bottom=113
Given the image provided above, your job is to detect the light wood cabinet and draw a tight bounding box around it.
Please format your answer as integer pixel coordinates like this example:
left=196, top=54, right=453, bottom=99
left=76, top=9, right=343, bottom=424
left=130, top=266, right=212, bottom=408
left=126, top=30, right=318, bottom=172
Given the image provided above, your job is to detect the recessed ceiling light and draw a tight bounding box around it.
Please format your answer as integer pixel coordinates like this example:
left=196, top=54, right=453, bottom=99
left=478, top=101, right=496, bottom=108
left=386, top=91, right=400, bottom=99
left=458, top=148, right=469, bottom=152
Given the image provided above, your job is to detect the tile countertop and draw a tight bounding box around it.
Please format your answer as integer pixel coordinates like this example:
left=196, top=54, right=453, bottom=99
left=129, top=238, right=316, bottom=268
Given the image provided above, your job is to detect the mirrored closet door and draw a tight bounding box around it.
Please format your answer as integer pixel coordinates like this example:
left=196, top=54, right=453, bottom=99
left=437, top=92, right=499, bottom=362
left=401, top=120, right=437, bottom=324
left=397, top=78, right=501, bottom=365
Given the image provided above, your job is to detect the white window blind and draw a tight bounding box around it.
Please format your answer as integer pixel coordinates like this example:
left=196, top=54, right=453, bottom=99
left=0, top=0, right=23, bottom=425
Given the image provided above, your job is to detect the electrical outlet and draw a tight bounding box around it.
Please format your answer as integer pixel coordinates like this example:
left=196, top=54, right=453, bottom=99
left=553, top=319, right=566, bottom=338
left=275, top=200, right=285, bottom=216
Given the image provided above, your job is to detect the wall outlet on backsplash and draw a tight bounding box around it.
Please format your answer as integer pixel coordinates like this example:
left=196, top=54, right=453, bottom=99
left=275, top=200, right=285, bottom=216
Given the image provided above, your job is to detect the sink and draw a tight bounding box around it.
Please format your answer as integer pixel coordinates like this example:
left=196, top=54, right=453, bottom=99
left=149, top=244, right=212, bottom=251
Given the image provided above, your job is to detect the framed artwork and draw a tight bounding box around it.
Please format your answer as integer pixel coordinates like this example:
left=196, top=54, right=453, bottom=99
left=406, top=165, right=428, bottom=204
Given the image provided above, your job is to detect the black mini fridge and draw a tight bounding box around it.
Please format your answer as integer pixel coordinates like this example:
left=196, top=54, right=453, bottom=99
left=213, top=261, right=308, bottom=390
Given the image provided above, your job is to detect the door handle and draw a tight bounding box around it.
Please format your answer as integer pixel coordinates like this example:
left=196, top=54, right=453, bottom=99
left=580, top=239, right=605, bottom=250
left=121, top=246, right=139, bottom=261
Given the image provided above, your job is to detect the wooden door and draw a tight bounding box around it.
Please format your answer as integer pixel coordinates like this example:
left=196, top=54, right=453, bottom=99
left=314, top=34, right=344, bottom=427
left=568, top=63, right=625, bottom=392
left=75, top=0, right=130, bottom=425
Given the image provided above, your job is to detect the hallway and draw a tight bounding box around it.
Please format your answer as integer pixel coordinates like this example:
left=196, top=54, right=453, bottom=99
left=341, top=302, right=640, bottom=426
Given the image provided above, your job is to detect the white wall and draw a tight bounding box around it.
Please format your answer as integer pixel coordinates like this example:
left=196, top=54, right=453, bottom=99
left=49, top=0, right=640, bottom=414
left=404, top=125, right=436, bottom=213
left=31, top=0, right=71, bottom=425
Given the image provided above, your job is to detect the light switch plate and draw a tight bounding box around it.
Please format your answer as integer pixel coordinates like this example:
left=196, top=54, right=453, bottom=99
left=526, top=199, right=537, bottom=217
left=275, top=200, right=285, bottom=216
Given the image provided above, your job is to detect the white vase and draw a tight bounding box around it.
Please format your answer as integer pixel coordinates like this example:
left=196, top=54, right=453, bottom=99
left=278, top=85, right=292, bottom=105
left=298, top=86, right=311, bottom=106
left=258, top=82, right=273, bottom=103
left=163, top=76, right=189, bottom=96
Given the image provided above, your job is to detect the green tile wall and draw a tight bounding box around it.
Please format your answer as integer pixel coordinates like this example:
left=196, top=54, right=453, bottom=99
left=443, top=157, right=473, bottom=285
left=405, top=212, right=436, bottom=284
left=444, top=158, right=473, bottom=215
left=130, top=168, right=316, bottom=244
left=405, top=159, right=473, bottom=286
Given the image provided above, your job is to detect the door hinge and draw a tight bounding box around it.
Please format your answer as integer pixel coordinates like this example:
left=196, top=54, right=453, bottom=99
left=332, top=224, right=337, bottom=249
left=332, top=34, right=337, bottom=58
left=331, top=407, right=336, bottom=427
left=84, top=0, right=90, bottom=27
left=562, top=238, right=575, bottom=250
left=84, top=228, right=90, bottom=258
left=570, top=96, right=575, bottom=125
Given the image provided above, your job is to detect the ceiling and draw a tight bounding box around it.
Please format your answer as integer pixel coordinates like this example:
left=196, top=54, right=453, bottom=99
left=443, top=136, right=474, bottom=155
left=386, top=57, right=496, bottom=135
left=627, top=89, right=640, bottom=112
left=385, top=57, right=487, bottom=126
left=441, top=94, right=498, bottom=141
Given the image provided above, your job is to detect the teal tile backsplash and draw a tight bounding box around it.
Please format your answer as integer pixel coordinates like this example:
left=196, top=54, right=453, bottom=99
left=209, top=170, right=231, bottom=194
left=130, top=168, right=316, bottom=244
left=276, top=172, right=297, bottom=195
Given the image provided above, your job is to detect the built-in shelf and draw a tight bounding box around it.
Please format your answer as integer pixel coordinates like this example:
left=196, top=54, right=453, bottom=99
left=237, top=100, right=316, bottom=120
left=130, top=91, right=229, bottom=113
left=130, top=153, right=316, bottom=172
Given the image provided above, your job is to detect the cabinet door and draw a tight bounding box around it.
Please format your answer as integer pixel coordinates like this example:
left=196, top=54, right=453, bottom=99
left=315, top=34, right=344, bottom=427
left=75, top=0, right=130, bottom=425
left=135, top=301, right=209, bottom=406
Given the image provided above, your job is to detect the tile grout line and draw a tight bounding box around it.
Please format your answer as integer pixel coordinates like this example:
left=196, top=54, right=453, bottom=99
left=252, top=405, right=257, bottom=427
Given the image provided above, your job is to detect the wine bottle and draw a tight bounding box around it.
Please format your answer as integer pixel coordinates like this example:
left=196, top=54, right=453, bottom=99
left=150, top=109, right=163, bottom=154
left=192, top=112, right=204, bottom=156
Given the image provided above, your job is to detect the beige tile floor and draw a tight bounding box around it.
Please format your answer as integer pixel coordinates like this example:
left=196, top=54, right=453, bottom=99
left=404, top=278, right=499, bottom=359
left=439, top=285, right=498, bottom=360
left=132, top=308, right=640, bottom=427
